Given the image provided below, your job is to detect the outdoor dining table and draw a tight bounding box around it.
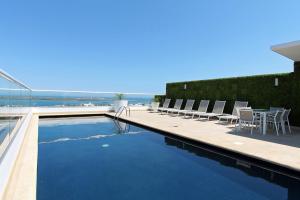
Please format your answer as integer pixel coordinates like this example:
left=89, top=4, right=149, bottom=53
left=253, top=109, right=286, bottom=135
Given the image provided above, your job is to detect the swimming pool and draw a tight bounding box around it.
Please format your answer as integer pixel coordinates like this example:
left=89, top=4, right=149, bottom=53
left=37, top=116, right=300, bottom=200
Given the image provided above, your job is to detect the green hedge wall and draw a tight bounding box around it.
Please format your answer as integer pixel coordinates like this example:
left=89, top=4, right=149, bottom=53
left=164, top=72, right=300, bottom=126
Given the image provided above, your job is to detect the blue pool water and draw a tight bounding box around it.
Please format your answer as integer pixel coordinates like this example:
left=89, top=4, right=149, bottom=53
left=37, top=117, right=300, bottom=200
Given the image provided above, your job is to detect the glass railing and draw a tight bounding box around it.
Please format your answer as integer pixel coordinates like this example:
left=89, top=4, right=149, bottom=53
left=29, top=90, right=154, bottom=107
left=0, top=69, right=156, bottom=158
left=0, top=70, right=31, bottom=158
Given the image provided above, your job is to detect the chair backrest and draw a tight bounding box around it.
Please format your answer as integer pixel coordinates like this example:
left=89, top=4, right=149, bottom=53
left=270, top=107, right=284, bottom=111
left=236, top=107, right=252, bottom=118
left=198, top=100, right=210, bottom=112
left=239, top=109, right=254, bottom=122
left=162, top=99, right=171, bottom=108
left=184, top=99, right=195, bottom=111
left=173, top=99, right=183, bottom=109
left=282, top=109, right=291, bottom=121
left=232, top=101, right=248, bottom=116
left=212, top=101, right=226, bottom=114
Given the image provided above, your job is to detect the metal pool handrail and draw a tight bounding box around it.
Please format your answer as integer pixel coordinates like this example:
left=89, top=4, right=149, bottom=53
left=114, top=106, right=131, bottom=119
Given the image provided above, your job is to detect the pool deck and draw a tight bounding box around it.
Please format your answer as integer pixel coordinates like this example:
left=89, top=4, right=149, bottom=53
left=2, top=107, right=300, bottom=200
left=107, top=110, right=300, bottom=173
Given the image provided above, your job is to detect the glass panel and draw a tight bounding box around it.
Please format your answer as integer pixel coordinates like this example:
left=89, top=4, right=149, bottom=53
left=0, top=71, right=31, bottom=158
left=30, top=90, right=153, bottom=107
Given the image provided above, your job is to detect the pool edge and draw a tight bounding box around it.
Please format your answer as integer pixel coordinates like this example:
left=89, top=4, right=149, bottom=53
left=104, top=113, right=300, bottom=180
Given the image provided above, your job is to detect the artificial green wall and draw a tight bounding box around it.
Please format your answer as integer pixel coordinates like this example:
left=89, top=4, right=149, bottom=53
left=162, top=72, right=300, bottom=126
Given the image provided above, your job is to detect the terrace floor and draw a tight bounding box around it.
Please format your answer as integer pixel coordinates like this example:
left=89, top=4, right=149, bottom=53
left=3, top=107, right=300, bottom=200
left=108, top=110, right=300, bottom=172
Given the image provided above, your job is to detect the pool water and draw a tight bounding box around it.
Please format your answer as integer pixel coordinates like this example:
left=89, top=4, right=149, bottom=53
left=37, top=117, right=300, bottom=200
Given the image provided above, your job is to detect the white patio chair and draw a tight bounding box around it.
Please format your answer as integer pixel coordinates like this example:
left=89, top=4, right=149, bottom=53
left=177, top=99, right=195, bottom=117
left=198, top=101, right=226, bottom=120
left=282, top=109, right=291, bottom=134
left=186, top=100, right=210, bottom=118
left=235, top=108, right=260, bottom=134
left=266, top=110, right=284, bottom=136
left=217, top=101, right=248, bottom=123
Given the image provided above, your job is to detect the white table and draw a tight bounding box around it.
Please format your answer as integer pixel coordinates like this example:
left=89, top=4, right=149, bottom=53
left=253, top=109, right=286, bottom=135
left=253, top=109, right=270, bottom=135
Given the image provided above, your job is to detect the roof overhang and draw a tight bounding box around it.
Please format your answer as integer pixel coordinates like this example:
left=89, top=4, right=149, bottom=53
left=271, top=40, right=300, bottom=62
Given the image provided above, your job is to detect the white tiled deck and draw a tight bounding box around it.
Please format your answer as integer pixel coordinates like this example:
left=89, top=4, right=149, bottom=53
left=108, top=110, right=300, bottom=171
left=2, top=107, right=300, bottom=200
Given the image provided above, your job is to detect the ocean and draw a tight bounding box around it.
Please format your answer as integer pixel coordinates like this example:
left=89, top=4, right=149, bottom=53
left=0, top=93, right=153, bottom=107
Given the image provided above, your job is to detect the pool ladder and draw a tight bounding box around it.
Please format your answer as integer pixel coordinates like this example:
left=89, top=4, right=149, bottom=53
left=113, top=120, right=131, bottom=133
left=114, top=106, right=130, bottom=120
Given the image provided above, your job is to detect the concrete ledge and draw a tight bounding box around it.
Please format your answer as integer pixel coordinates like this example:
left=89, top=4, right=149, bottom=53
left=2, top=114, right=38, bottom=200
left=0, top=111, right=35, bottom=199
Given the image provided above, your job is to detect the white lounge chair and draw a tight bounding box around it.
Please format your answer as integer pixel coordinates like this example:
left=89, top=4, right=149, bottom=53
left=217, top=101, right=248, bottom=123
left=166, top=99, right=183, bottom=115
left=177, top=99, right=195, bottom=117
left=198, top=100, right=226, bottom=120
left=149, top=101, right=160, bottom=112
left=158, top=99, right=171, bottom=114
left=186, top=100, right=210, bottom=118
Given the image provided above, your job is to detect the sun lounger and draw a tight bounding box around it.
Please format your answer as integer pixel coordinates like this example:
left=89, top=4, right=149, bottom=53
left=158, top=98, right=171, bottom=113
left=166, top=99, right=183, bottom=115
left=198, top=100, right=226, bottom=120
left=217, top=101, right=248, bottom=123
left=177, top=99, right=195, bottom=117
left=186, top=100, right=210, bottom=118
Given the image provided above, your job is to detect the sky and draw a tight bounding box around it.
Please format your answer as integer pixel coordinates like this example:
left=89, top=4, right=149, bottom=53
left=0, top=0, right=300, bottom=94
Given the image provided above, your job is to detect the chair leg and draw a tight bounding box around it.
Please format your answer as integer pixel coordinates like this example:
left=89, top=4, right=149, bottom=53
left=237, top=121, right=242, bottom=133
left=250, top=120, right=254, bottom=135
left=287, top=121, right=292, bottom=133
left=274, top=123, right=279, bottom=136
left=239, top=122, right=245, bottom=132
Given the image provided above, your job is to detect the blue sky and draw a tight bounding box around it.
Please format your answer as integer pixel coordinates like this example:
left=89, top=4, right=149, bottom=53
left=0, top=0, right=300, bottom=94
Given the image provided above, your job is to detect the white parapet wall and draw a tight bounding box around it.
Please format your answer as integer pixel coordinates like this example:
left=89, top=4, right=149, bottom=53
left=0, top=111, right=34, bottom=199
